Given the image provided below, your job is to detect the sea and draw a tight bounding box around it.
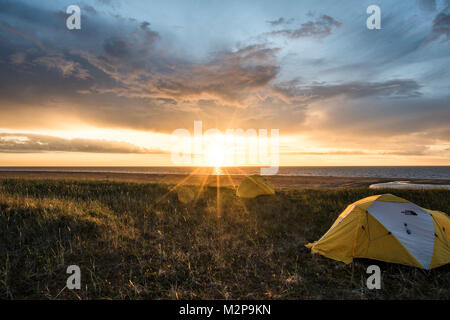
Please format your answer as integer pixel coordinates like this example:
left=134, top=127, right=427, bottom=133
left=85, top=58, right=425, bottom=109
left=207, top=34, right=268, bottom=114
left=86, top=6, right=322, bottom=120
left=1, top=166, right=449, bottom=180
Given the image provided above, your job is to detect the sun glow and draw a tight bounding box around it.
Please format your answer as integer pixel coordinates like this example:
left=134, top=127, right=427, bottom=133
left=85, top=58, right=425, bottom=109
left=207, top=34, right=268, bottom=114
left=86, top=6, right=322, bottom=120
left=203, top=143, right=226, bottom=167
left=3, top=125, right=445, bottom=167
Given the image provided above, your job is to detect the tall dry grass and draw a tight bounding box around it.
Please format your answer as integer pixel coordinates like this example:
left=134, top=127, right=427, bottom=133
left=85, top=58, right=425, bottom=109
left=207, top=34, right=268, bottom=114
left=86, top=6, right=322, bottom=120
left=0, top=178, right=449, bottom=299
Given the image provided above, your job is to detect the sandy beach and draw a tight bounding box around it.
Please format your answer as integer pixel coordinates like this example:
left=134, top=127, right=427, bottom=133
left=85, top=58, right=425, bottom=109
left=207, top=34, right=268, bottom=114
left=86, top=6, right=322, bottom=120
left=1, top=170, right=450, bottom=189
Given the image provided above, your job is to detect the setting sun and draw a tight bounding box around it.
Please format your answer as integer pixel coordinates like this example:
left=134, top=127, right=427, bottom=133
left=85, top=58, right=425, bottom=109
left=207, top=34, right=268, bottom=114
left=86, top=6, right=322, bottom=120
left=203, top=144, right=226, bottom=167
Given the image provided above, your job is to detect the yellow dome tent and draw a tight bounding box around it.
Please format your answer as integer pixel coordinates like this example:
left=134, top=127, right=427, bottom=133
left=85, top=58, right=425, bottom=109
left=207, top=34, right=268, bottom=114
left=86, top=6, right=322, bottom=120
left=306, top=194, right=450, bottom=269
left=236, top=175, right=275, bottom=199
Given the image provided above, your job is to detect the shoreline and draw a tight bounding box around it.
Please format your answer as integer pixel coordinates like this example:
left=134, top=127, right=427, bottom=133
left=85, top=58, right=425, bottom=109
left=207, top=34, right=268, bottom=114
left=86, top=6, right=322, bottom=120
left=1, top=170, right=450, bottom=189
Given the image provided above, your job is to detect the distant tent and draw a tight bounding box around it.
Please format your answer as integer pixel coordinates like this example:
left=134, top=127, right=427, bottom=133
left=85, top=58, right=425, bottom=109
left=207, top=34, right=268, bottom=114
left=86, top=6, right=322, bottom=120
left=237, top=175, right=275, bottom=199
left=176, top=186, right=195, bottom=204
left=306, top=194, right=450, bottom=269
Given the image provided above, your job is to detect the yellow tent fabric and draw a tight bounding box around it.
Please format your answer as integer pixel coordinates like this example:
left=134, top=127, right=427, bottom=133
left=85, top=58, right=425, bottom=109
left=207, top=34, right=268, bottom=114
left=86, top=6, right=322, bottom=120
left=236, top=175, right=275, bottom=198
left=306, top=194, right=450, bottom=269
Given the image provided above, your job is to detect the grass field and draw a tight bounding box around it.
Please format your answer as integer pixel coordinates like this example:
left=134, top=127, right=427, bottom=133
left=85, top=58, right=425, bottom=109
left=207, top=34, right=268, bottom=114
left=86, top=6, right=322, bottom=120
left=0, top=178, right=449, bottom=299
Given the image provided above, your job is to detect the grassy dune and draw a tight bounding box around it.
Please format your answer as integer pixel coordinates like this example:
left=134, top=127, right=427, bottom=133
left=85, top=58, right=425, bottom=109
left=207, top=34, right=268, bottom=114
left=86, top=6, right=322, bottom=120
left=0, top=178, right=449, bottom=299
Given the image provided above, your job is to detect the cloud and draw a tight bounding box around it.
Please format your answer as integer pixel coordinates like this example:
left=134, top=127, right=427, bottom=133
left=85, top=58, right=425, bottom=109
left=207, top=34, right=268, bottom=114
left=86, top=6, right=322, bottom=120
left=266, top=17, right=294, bottom=26
left=282, top=150, right=370, bottom=156
left=0, top=133, right=165, bottom=154
left=274, top=79, right=422, bottom=101
left=96, top=0, right=119, bottom=7
left=431, top=10, right=450, bottom=41
left=281, top=149, right=436, bottom=156
left=9, top=51, right=25, bottom=65
left=83, top=5, right=97, bottom=15
left=267, top=14, right=341, bottom=39
left=297, top=96, right=450, bottom=151
left=103, top=37, right=131, bottom=58
left=418, top=0, right=437, bottom=12
left=0, top=21, right=44, bottom=49
left=34, top=54, right=90, bottom=79
left=81, top=43, right=280, bottom=105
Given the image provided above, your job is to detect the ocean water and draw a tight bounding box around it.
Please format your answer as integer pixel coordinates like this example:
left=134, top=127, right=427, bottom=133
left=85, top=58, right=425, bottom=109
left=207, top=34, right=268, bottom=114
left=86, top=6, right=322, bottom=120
left=1, top=166, right=449, bottom=180
left=369, top=181, right=450, bottom=190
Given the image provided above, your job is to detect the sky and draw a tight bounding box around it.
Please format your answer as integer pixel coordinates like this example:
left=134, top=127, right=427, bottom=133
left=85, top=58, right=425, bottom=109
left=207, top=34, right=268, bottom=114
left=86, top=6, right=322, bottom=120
left=0, top=0, right=449, bottom=166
